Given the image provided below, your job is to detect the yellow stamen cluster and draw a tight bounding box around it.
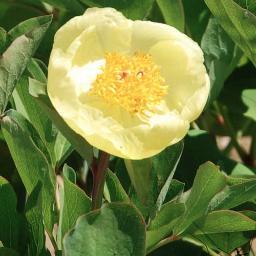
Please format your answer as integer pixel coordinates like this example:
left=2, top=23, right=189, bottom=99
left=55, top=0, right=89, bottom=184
left=88, top=52, right=167, bottom=115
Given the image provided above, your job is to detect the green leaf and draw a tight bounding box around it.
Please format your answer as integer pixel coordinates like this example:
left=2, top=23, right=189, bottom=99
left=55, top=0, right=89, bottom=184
left=183, top=0, right=210, bottom=42
left=201, top=17, right=243, bottom=102
left=125, top=158, right=153, bottom=208
left=204, top=0, right=256, bottom=66
left=176, top=130, right=252, bottom=187
left=13, top=76, right=57, bottom=165
left=146, top=202, right=185, bottom=251
left=104, top=169, right=130, bottom=203
left=1, top=110, right=55, bottom=231
left=194, top=232, right=252, bottom=254
left=29, top=79, right=93, bottom=164
left=191, top=210, right=256, bottom=234
left=0, top=176, right=22, bottom=250
left=0, top=27, right=6, bottom=53
left=156, top=0, right=185, bottom=31
left=242, top=89, right=256, bottom=121
left=63, top=203, right=146, bottom=256
left=25, top=182, right=45, bottom=256
left=79, top=0, right=154, bottom=20
left=149, top=202, right=185, bottom=231
left=174, top=162, right=226, bottom=235
left=0, top=248, right=19, bottom=256
left=209, top=178, right=256, bottom=211
left=153, top=141, right=184, bottom=210
left=0, top=15, right=52, bottom=114
left=57, top=165, right=91, bottom=248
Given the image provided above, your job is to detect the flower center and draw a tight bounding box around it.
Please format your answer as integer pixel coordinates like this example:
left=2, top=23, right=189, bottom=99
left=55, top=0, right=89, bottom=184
left=88, top=52, right=167, bottom=115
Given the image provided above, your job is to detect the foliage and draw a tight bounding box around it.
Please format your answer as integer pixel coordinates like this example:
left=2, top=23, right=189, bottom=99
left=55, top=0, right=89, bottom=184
left=0, top=0, right=255, bottom=255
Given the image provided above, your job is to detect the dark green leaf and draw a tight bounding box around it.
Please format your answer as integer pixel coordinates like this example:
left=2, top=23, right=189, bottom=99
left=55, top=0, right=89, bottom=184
left=156, top=0, right=185, bottom=31
left=201, top=17, right=242, bottom=102
left=0, top=176, right=22, bottom=250
left=0, top=15, right=52, bottom=114
left=1, top=110, right=55, bottom=231
left=0, top=27, right=6, bottom=53
left=79, top=0, right=154, bottom=19
left=204, top=0, right=256, bottom=66
left=63, top=203, right=146, bottom=256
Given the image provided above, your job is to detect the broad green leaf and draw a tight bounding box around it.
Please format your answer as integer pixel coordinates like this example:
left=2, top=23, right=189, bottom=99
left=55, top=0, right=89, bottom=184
left=149, top=202, right=185, bottom=230
left=104, top=169, right=130, bottom=203
left=163, top=179, right=185, bottom=203
left=25, top=182, right=45, bottom=256
left=63, top=203, right=146, bottom=256
left=57, top=165, right=91, bottom=248
left=204, top=0, right=256, bottom=66
left=146, top=202, right=185, bottom=251
left=242, top=89, right=256, bottom=121
left=156, top=0, right=185, bottom=31
left=174, top=162, right=226, bottom=235
left=0, top=15, right=52, bottom=114
left=201, top=17, right=242, bottom=102
left=209, top=178, right=256, bottom=211
left=1, top=110, right=55, bottom=231
left=191, top=210, right=256, bottom=234
left=29, top=79, right=93, bottom=164
left=27, top=58, right=47, bottom=83
left=0, top=177, right=22, bottom=250
left=79, top=0, right=154, bottom=19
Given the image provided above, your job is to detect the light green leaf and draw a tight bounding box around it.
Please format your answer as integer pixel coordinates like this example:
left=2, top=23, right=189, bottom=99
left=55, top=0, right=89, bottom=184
left=57, top=165, right=91, bottom=248
left=242, top=89, right=256, bottom=121
left=209, top=178, right=256, bottom=211
left=204, top=0, right=256, bottom=66
left=174, top=162, right=226, bottom=235
left=79, top=0, right=154, bottom=19
left=1, top=110, right=55, bottom=231
left=0, top=15, right=52, bottom=114
left=0, top=176, right=22, bottom=250
left=63, top=203, right=146, bottom=256
left=192, top=210, right=256, bottom=234
left=201, top=17, right=242, bottom=102
left=156, top=0, right=185, bottom=31
left=104, top=169, right=130, bottom=203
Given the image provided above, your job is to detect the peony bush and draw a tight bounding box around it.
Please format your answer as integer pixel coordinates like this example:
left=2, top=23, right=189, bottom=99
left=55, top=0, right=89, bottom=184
left=0, top=1, right=255, bottom=256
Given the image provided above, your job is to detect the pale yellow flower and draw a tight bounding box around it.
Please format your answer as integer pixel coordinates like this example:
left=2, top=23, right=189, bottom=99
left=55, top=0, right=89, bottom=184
left=47, top=7, right=210, bottom=160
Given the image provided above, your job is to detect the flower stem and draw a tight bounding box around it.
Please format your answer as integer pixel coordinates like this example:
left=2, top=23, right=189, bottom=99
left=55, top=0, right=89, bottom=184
left=91, top=151, right=110, bottom=210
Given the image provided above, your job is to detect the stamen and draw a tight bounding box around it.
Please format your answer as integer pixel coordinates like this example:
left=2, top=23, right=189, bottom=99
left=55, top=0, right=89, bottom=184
left=88, top=52, right=167, bottom=115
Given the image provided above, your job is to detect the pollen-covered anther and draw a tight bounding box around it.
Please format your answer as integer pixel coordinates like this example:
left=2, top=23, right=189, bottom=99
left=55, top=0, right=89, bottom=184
left=88, top=52, right=168, bottom=115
